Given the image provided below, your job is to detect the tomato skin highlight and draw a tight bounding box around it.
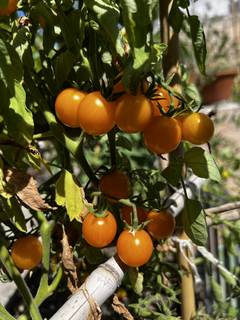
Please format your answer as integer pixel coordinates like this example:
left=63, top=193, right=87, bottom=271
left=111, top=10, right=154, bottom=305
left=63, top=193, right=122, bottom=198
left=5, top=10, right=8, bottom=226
left=117, top=229, right=153, bottom=267
left=77, top=91, right=116, bottom=136
left=143, top=115, right=182, bottom=154
left=11, top=236, right=43, bottom=270
left=146, top=210, right=175, bottom=239
left=121, top=205, right=148, bottom=226
left=0, top=0, right=18, bottom=15
left=55, top=88, right=86, bottom=128
left=115, top=93, right=154, bottom=133
left=181, top=113, right=214, bottom=145
left=99, top=170, right=131, bottom=203
left=82, top=211, right=117, bottom=248
left=152, top=86, right=178, bottom=116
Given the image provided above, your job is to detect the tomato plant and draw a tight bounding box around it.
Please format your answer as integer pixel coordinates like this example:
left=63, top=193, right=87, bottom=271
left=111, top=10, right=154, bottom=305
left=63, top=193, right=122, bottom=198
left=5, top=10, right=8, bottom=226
left=117, top=229, right=153, bottom=267
left=181, top=113, right=215, bottom=145
left=146, top=209, right=175, bottom=239
left=11, top=236, right=43, bottom=270
left=121, top=205, right=148, bottom=226
left=77, top=91, right=116, bottom=135
left=55, top=88, right=86, bottom=128
left=99, top=170, right=131, bottom=203
left=82, top=211, right=117, bottom=248
left=143, top=115, right=182, bottom=154
left=152, top=86, right=178, bottom=116
left=115, top=93, right=154, bottom=133
left=0, top=0, right=18, bottom=15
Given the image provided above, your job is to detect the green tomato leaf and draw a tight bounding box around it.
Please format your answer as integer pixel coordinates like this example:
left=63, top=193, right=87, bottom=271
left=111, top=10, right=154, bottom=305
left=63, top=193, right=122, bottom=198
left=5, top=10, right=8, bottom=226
left=116, top=135, right=132, bottom=151
left=209, top=276, right=224, bottom=305
left=129, top=267, right=143, bottom=295
left=53, top=50, right=76, bottom=89
left=39, top=51, right=59, bottom=96
left=85, top=0, right=125, bottom=63
left=13, top=27, right=34, bottom=69
left=24, top=151, right=41, bottom=173
left=3, top=81, right=34, bottom=147
left=221, top=228, right=237, bottom=256
left=183, top=198, right=207, bottom=246
left=184, top=147, right=221, bottom=182
left=188, top=15, right=207, bottom=75
left=161, top=161, right=183, bottom=187
left=0, top=195, right=26, bottom=233
left=81, top=246, right=103, bottom=265
left=219, top=267, right=237, bottom=288
left=184, top=83, right=202, bottom=104
left=168, top=0, right=184, bottom=34
left=0, top=39, right=15, bottom=96
left=5, top=42, right=23, bottom=82
left=55, top=170, right=84, bottom=221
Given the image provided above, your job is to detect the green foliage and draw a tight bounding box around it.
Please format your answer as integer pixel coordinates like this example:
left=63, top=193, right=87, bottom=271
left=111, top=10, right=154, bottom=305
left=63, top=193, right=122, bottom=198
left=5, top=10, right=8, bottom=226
left=0, top=0, right=238, bottom=319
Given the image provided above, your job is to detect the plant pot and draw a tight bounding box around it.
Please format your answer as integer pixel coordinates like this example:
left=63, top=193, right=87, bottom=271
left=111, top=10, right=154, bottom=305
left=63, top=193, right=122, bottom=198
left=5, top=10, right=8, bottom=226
left=200, top=70, right=238, bottom=104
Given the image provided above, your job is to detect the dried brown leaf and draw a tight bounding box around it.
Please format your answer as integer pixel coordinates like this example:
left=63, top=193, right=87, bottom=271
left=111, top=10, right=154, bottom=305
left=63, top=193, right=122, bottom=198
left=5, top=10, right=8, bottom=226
left=83, top=288, right=102, bottom=320
left=76, top=189, right=95, bottom=223
left=161, top=272, right=170, bottom=287
left=3, top=167, right=56, bottom=212
left=61, top=226, right=79, bottom=294
left=156, top=242, right=169, bottom=254
left=109, top=295, right=133, bottom=320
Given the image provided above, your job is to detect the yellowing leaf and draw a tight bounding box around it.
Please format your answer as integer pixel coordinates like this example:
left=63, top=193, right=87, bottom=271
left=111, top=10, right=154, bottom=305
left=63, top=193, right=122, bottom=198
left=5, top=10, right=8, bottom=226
left=55, top=170, right=84, bottom=221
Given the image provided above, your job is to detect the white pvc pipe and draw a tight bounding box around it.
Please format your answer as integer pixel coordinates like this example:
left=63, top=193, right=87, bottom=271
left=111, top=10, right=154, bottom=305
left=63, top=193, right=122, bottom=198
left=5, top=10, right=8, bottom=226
left=49, top=255, right=126, bottom=320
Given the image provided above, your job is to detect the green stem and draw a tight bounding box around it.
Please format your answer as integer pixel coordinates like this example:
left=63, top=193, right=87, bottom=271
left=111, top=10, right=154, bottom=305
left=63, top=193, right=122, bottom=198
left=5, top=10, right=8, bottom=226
left=170, top=152, right=188, bottom=200
left=33, top=131, right=54, bottom=140
left=0, top=303, right=16, bottom=320
left=0, top=239, right=42, bottom=320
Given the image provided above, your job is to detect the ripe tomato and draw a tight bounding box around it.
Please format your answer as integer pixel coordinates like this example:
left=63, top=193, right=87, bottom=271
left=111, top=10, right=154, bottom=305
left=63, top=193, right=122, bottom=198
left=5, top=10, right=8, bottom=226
left=143, top=115, right=182, bottom=154
left=82, top=211, right=117, bottom=248
left=99, top=170, right=131, bottom=203
left=115, top=93, right=154, bottom=133
left=117, top=229, right=153, bottom=267
left=175, top=114, right=188, bottom=141
left=11, top=236, right=43, bottom=270
left=146, top=209, right=175, bottom=239
left=0, top=0, right=18, bottom=15
left=152, top=86, right=178, bottom=116
left=181, top=113, right=214, bottom=145
left=77, top=91, right=116, bottom=135
left=55, top=88, right=86, bottom=128
left=121, top=205, right=148, bottom=226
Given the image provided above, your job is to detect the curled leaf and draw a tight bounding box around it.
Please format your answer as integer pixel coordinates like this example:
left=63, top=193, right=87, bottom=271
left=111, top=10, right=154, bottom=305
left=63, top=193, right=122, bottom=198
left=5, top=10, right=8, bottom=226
left=109, top=295, right=133, bottom=320
left=3, top=167, right=56, bottom=212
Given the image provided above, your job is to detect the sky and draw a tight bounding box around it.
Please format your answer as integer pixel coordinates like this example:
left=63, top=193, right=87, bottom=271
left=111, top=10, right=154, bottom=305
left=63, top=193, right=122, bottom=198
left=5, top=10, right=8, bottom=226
left=189, top=0, right=230, bottom=18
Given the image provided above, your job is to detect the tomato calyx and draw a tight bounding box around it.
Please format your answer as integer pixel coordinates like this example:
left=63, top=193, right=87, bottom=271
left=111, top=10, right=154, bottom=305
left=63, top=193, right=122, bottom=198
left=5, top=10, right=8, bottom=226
left=119, top=199, right=150, bottom=232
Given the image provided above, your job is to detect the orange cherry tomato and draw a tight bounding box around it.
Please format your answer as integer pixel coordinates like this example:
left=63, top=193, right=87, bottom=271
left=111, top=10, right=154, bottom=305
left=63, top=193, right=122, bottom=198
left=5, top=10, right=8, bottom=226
left=121, top=205, right=148, bottom=226
left=77, top=91, right=116, bottom=135
left=181, top=113, right=215, bottom=145
left=82, top=211, right=117, bottom=248
left=152, top=86, right=178, bottom=116
left=175, top=114, right=188, bottom=141
left=143, top=115, right=182, bottom=154
left=99, top=170, right=131, bottom=203
left=146, top=209, right=175, bottom=239
left=0, top=0, right=18, bottom=15
left=11, top=236, right=43, bottom=270
left=55, top=88, right=86, bottom=128
left=117, top=229, right=153, bottom=267
left=115, top=93, right=154, bottom=133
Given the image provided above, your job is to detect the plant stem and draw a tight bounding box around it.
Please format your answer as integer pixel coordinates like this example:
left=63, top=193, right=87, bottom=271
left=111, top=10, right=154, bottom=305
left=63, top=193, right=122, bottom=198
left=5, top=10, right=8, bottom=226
left=107, top=128, right=117, bottom=167
left=0, top=239, right=42, bottom=320
left=0, top=303, right=16, bottom=320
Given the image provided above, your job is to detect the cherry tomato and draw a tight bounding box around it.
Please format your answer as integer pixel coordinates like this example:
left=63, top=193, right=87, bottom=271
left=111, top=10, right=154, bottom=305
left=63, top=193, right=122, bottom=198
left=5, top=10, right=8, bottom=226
left=99, top=170, right=131, bottom=203
left=181, top=113, right=214, bottom=145
left=175, top=114, right=188, bottom=141
left=115, top=93, right=154, bottom=133
left=82, top=211, right=117, bottom=248
left=143, top=115, right=182, bottom=154
left=146, top=209, right=175, bottom=239
left=121, top=205, right=148, bottom=226
left=1, top=262, right=23, bottom=275
left=11, top=236, right=43, bottom=270
left=77, top=91, right=116, bottom=135
left=55, top=88, right=86, bottom=128
left=116, top=287, right=127, bottom=299
left=0, top=0, right=18, bottom=15
left=152, top=86, right=178, bottom=116
left=117, top=229, right=153, bottom=267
